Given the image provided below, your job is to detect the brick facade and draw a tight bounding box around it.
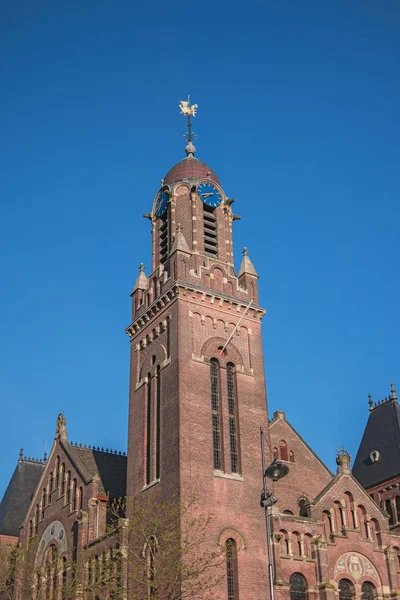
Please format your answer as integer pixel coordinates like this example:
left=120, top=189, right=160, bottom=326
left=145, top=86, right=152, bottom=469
left=1, top=146, right=400, bottom=600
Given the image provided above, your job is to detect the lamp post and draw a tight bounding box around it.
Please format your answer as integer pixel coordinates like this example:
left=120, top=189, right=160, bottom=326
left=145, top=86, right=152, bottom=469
left=260, top=426, right=289, bottom=600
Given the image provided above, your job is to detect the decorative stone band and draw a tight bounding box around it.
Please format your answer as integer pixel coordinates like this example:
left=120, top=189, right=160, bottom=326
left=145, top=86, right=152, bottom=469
left=125, top=282, right=265, bottom=338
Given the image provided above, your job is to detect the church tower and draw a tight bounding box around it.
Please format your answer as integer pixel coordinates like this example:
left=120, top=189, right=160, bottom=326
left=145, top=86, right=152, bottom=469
left=126, top=100, right=271, bottom=599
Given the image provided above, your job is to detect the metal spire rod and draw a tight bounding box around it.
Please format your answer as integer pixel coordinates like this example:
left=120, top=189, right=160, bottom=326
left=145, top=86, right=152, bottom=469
left=219, top=298, right=253, bottom=356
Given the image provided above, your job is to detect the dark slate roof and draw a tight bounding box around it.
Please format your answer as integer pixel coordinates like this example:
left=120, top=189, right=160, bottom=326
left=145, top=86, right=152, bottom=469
left=164, top=156, right=221, bottom=186
left=65, top=444, right=127, bottom=498
left=353, top=398, right=400, bottom=488
left=0, top=460, right=45, bottom=537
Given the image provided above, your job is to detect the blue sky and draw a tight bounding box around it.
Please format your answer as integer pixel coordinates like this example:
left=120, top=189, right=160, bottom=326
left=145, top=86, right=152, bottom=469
left=0, top=0, right=399, bottom=495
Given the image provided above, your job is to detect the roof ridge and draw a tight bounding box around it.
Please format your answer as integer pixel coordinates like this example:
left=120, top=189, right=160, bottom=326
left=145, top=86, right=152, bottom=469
left=68, top=441, right=126, bottom=456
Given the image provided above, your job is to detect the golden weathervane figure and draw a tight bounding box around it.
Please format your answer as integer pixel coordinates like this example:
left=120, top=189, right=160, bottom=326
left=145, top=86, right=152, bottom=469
left=179, top=95, right=198, bottom=145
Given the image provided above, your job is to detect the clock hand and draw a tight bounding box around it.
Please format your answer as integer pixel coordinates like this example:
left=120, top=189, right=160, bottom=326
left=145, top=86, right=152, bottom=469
left=200, top=193, right=214, bottom=198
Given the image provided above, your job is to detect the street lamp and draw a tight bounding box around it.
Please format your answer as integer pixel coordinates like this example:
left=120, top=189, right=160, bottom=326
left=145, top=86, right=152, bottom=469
left=260, top=426, right=289, bottom=600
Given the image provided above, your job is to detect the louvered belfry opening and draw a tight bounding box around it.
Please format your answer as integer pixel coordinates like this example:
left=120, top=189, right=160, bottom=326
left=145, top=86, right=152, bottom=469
left=203, top=204, right=218, bottom=256
left=159, top=214, right=169, bottom=264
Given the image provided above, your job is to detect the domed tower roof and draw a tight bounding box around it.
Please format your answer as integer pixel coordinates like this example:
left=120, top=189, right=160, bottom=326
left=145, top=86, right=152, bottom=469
left=164, top=156, right=221, bottom=187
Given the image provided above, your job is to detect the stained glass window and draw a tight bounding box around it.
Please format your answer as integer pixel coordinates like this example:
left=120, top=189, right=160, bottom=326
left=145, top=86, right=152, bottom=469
left=290, top=573, right=307, bottom=600
left=339, top=578, right=354, bottom=600
left=361, top=582, right=375, bottom=600
left=226, top=539, right=238, bottom=600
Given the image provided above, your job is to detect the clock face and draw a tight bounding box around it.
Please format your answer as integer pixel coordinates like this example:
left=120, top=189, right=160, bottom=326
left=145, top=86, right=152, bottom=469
left=155, top=189, right=169, bottom=217
left=197, top=182, right=222, bottom=208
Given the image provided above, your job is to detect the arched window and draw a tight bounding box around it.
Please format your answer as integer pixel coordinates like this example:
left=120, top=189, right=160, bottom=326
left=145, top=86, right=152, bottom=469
left=273, top=447, right=278, bottom=459
left=279, top=530, right=289, bottom=554
left=357, top=505, right=368, bottom=537
left=156, top=365, right=161, bottom=480
left=334, top=501, right=344, bottom=532
left=290, top=573, right=307, bottom=600
left=339, top=579, right=354, bottom=600
left=289, top=450, right=295, bottom=462
left=210, top=359, right=223, bottom=470
left=386, top=499, right=394, bottom=525
left=72, top=479, right=77, bottom=511
left=304, top=534, right=312, bottom=557
left=226, top=538, right=239, bottom=600
left=279, top=440, right=288, bottom=461
left=361, top=582, right=375, bottom=600
left=55, top=456, right=60, bottom=488
left=29, top=519, right=33, bottom=538
left=60, top=463, right=65, bottom=496
left=146, top=372, right=153, bottom=485
left=227, top=363, right=241, bottom=474
left=344, top=492, right=355, bottom=528
left=323, top=510, right=333, bottom=538
left=370, top=518, right=382, bottom=546
left=79, top=487, right=83, bottom=510
left=49, top=472, right=53, bottom=493
left=292, top=532, right=302, bottom=557
left=66, top=471, right=71, bottom=503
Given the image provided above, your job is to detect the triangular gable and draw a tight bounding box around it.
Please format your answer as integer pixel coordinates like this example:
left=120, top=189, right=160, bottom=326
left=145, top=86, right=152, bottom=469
left=313, top=466, right=388, bottom=520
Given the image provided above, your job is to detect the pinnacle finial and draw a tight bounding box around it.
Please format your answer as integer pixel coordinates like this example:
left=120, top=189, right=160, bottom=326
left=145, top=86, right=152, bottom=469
left=177, top=223, right=182, bottom=233
left=391, top=383, right=398, bottom=401
left=368, top=393, right=373, bottom=410
left=43, top=451, right=47, bottom=462
left=139, top=263, right=145, bottom=272
left=19, top=448, right=23, bottom=462
left=243, top=247, right=249, bottom=256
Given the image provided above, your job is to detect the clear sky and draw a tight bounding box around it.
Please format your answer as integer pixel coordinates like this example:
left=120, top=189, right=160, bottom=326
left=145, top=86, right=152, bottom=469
left=0, top=0, right=399, bottom=496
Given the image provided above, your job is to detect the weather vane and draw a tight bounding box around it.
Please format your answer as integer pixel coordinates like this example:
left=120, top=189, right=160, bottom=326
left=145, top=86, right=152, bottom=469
left=179, top=95, right=198, bottom=144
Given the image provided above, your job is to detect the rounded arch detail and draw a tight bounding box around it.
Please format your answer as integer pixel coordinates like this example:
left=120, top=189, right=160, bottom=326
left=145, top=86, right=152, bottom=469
left=34, top=520, right=68, bottom=568
left=333, top=551, right=381, bottom=587
left=201, top=337, right=243, bottom=366
left=219, top=527, right=246, bottom=550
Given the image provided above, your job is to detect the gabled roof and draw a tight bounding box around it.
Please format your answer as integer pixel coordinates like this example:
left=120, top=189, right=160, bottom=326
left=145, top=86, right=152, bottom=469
left=62, top=443, right=127, bottom=499
left=353, top=393, right=400, bottom=489
left=0, top=459, right=45, bottom=536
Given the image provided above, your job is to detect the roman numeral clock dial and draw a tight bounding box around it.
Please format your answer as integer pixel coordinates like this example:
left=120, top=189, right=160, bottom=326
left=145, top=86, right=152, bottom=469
left=197, top=182, right=222, bottom=207
left=155, top=189, right=170, bottom=217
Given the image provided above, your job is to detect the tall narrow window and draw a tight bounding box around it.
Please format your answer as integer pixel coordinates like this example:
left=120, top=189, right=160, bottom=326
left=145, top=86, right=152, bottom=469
left=49, top=472, right=53, bottom=493
left=226, top=539, right=238, bottom=600
left=60, top=464, right=65, bottom=495
left=35, top=504, right=40, bottom=532
left=290, top=574, right=308, bottom=600
left=203, top=205, right=218, bottom=256
left=210, top=359, right=223, bottom=470
left=146, top=373, right=153, bottom=485
left=66, top=471, right=71, bottom=504
left=227, top=363, right=241, bottom=473
left=55, top=457, right=60, bottom=488
left=72, top=479, right=77, bottom=511
left=156, top=366, right=161, bottom=480
left=41, top=488, right=47, bottom=519
left=79, top=487, right=83, bottom=510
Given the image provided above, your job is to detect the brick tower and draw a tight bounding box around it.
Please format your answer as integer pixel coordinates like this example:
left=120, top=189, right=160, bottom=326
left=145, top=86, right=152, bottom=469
left=126, top=105, right=271, bottom=599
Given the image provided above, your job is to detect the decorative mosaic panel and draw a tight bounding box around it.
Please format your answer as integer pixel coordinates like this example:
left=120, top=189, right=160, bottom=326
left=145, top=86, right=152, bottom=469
left=335, top=552, right=378, bottom=582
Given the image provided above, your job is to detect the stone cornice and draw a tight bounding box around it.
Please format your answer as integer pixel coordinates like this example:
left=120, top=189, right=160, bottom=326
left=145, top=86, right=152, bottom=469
left=125, top=281, right=266, bottom=338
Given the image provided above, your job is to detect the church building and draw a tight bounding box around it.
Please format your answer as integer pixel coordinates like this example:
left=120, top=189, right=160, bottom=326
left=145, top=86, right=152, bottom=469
left=1, top=101, right=399, bottom=600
